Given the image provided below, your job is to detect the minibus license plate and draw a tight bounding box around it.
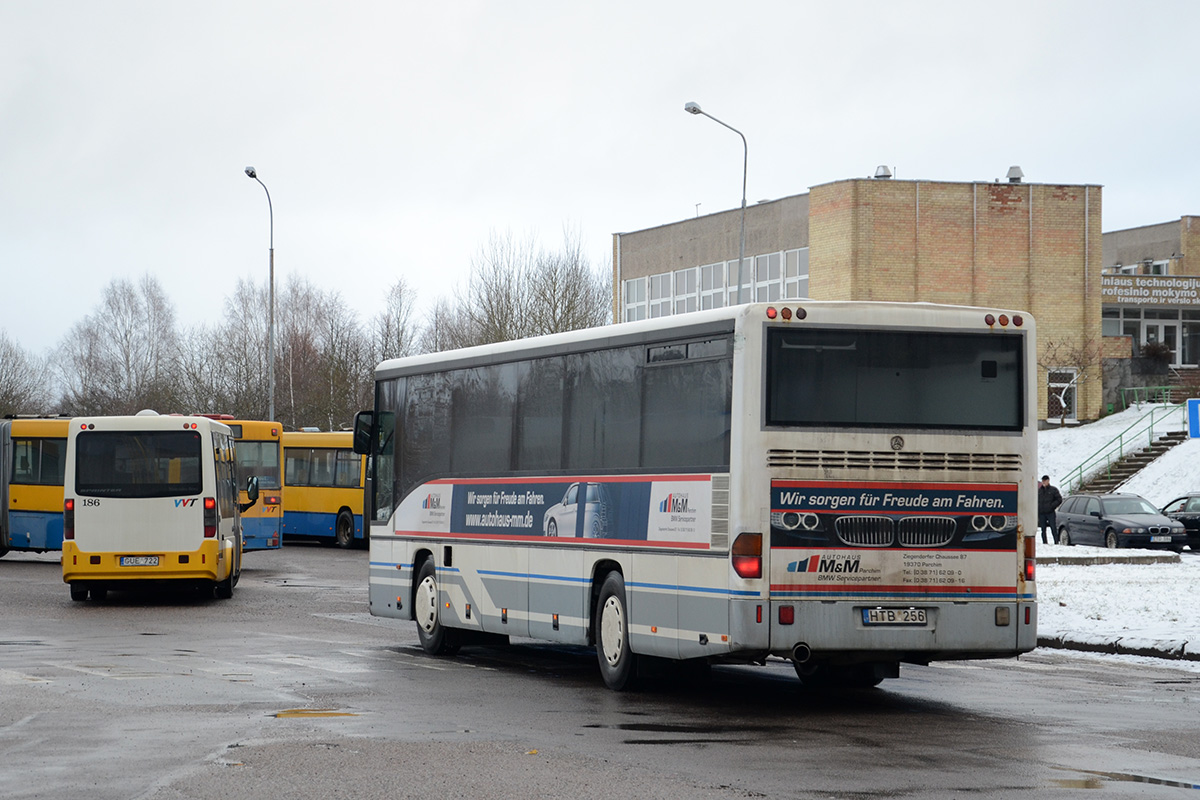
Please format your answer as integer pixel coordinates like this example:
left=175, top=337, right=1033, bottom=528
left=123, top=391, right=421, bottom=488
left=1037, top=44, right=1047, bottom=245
left=863, top=607, right=927, bottom=626
left=120, top=556, right=159, bottom=567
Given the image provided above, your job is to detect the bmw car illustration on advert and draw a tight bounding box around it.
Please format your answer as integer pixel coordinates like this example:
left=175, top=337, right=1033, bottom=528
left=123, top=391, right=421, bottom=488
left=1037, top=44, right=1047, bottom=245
left=543, top=482, right=612, bottom=538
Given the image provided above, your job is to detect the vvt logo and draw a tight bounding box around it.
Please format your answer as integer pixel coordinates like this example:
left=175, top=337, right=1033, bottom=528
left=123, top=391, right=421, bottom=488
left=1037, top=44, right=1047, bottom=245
left=658, top=493, right=690, bottom=513
left=422, top=493, right=443, bottom=510
left=174, top=498, right=198, bottom=508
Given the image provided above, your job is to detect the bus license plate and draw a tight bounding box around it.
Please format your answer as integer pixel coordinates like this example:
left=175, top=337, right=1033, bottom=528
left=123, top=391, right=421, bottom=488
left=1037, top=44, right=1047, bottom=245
left=120, top=556, right=159, bottom=567
left=863, top=607, right=927, bottom=626
left=1150, top=535, right=1171, bottom=543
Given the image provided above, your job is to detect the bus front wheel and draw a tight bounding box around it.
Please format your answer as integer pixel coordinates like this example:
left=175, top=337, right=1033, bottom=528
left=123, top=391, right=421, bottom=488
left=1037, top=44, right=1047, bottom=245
left=335, top=511, right=354, bottom=548
left=596, top=571, right=639, bottom=690
left=414, top=560, right=459, bottom=656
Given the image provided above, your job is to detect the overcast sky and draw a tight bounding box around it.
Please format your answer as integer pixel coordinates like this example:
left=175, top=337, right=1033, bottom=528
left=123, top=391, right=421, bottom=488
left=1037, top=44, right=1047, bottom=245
left=2, top=1, right=1197, bottom=354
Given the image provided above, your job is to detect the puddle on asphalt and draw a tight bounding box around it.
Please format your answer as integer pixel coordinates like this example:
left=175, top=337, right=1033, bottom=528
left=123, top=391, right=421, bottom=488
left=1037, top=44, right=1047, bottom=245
left=1054, top=768, right=1200, bottom=790
left=272, top=708, right=359, bottom=718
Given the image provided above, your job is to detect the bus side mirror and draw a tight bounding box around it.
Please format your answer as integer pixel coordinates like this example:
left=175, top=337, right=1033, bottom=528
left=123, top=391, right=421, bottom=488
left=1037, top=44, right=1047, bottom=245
left=239, top=476, right=260, bottom=514
left=352, top=411, right=373, bottom=455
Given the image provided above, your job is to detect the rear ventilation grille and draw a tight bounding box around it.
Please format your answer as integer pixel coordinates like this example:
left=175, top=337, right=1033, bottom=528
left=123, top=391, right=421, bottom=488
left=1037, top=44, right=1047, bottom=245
left=768, top=450, right=1023, bottom=473
left=710, top=474, right=730, bottom=550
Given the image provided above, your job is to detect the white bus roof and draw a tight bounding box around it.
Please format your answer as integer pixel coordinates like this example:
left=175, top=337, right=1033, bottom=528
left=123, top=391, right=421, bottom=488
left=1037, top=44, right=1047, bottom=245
left=375, top=300, right=1033, bottom=380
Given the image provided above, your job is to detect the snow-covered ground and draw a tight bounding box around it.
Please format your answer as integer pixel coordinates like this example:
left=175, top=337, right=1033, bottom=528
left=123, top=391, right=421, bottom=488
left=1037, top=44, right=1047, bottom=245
left=1036, top=402, right=1200, bottom=661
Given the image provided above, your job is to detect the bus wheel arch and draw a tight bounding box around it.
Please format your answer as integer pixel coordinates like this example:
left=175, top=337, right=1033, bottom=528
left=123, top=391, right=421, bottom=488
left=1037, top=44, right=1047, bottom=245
left=413, top=557, right=459, bottom=656
left=334, top=509, right=355, bottom=548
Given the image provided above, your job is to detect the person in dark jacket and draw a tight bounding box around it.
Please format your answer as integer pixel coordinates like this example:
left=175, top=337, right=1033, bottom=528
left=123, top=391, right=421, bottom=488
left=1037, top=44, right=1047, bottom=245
left=1037, top=475, right=1063, bottom=544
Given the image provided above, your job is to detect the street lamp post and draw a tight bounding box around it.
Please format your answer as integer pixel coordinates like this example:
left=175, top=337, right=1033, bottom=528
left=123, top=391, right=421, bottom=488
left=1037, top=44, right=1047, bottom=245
left=244, top=166, right=275, bottom=423
left=684, top=102, right=748, bottom=304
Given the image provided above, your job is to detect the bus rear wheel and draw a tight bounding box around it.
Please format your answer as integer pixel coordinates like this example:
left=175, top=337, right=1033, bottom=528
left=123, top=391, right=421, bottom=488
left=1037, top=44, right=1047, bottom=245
left=414, top=560, right=459, bottom=655
left=335, top=511, right=354, bottom=548
left=596, top=571, right=639, bottom=690
left=69, top=584, right=88, bottom=602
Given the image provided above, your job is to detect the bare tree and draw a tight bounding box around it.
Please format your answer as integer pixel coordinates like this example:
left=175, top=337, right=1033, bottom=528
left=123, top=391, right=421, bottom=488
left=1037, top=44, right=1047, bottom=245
left=528, top=225, right=611, bottom=336
left=57, top=275, right=180, bottom=415
left=430, top=227, right=611, bottom=351
left=372, top=278, right=419, bottom=363
left=0, top=331, right=53, bottom=416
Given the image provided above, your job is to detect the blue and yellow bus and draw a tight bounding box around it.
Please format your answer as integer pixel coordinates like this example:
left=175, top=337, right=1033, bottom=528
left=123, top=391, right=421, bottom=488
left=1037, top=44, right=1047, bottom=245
left=281, top=430, right=365, bottom=548
left=224, top=418, right=283, bottom=551
left=1, top=417, right=69, bottom=556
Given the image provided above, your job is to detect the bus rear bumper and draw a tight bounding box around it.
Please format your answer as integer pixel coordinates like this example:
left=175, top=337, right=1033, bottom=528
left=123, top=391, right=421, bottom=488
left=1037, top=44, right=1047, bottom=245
left=761, top=599, right=1038, bottom=663
left=62, top=540, right=227, bottom=585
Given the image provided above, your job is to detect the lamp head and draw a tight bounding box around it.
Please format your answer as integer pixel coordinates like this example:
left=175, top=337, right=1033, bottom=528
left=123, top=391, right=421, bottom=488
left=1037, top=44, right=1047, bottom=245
left=684, top=102, right=702, bottom=115
left=244, top=166, right=257, bottom=179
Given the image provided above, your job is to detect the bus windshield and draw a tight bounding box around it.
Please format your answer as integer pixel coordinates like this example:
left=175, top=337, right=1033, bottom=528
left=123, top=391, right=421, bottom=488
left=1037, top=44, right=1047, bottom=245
left=75, top=431, right=203, bottom=498
left=766, top=328, right=1023, bottom=430
left=234, top=440, right=281, bottom=490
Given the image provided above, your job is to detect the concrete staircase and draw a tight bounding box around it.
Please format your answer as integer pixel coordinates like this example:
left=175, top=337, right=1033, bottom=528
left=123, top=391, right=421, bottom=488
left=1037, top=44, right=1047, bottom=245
left=1074, top=430, right=1190, bottom=493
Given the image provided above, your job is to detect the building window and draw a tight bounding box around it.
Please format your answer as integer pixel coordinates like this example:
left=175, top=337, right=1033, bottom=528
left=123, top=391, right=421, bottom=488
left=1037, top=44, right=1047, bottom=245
left=1048, top=369, right=1078, bottom=421
left=648, top=273, right=672, bottom=318
left=623, top=277, right=647, bottom=322
left=673, top=267, right=698, bottom=314
left=700, top=263, right=725, bottom=310
left=726, top=259, right=752, bottom=305
left=754, top=253, right=783, bottom=302
left=785, top=248, right=809, bottom=298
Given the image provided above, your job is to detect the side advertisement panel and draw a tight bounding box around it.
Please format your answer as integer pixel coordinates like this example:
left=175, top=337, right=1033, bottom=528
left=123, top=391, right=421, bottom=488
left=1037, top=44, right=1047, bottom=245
left=392, top=475, right=713, bottom=548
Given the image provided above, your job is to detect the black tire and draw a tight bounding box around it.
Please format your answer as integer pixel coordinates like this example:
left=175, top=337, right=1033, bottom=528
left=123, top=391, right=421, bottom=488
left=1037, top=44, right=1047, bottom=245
left=1105, top=529, right=1119, bottom=549
left=595, top=571, right=638, bottom=690
left=546, top=519, right=557, bottom=537
left=414, top=560, right=459, bottom=655
left=90, top=587, right=107, bottom=601
left=215, top=570, right=234, bottom=599
left=70, top=584, right=88, bottom=602
left=1059, top=527, right=1071, bottom=546
left=794, top=662, right=885, bottom=689
left=335, top=511, right=354, bottom=549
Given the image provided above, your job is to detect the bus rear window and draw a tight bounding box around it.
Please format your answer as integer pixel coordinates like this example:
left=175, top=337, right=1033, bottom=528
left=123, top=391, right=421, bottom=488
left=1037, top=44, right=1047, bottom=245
left=75, top=431, right=203, bottom=498
left=766, top=328, right=1023, bottom=431
left=234, top=441, right=281, bottom=490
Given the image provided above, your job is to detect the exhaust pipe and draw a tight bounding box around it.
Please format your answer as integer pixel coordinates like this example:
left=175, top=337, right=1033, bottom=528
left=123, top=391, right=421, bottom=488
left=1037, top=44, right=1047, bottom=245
left=791, top=643, right=812, bottom=664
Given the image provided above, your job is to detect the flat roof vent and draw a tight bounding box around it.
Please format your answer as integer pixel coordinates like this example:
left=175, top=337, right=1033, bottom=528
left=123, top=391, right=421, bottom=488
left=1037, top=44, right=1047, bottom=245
left=1007, top=166, right=1024, bottom=183
left=874, top=165, right=892, bottom=179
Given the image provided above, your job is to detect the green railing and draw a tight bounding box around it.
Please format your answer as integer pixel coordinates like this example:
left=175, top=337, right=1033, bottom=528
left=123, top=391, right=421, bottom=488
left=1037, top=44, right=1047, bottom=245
left=1120, top=385, right=1176, bottom=410
left=1060, top=403, right=1187, bottom=493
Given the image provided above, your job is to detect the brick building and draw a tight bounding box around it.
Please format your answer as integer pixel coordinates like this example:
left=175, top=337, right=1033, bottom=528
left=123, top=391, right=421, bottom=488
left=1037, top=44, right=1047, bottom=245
left=613, top=172, right=1104, bottom=422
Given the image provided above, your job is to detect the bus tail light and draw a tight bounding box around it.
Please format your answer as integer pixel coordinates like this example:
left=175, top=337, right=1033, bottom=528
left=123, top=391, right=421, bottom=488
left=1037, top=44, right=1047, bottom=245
left=203, top=497, right=217, bottom=538
left=1024, top=536, right=1036, bottom=582
left=264, top=495, right=281, bottom=505
left=64, top=499, right=75, bottom=540
left=731, top=532, right=762, bottom=579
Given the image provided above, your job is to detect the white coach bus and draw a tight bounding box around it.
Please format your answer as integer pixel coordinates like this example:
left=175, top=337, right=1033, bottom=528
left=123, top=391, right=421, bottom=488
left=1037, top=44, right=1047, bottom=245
left=355, top=302, right=1038, bottom=689
left=62, top=412, right=257, bottom=601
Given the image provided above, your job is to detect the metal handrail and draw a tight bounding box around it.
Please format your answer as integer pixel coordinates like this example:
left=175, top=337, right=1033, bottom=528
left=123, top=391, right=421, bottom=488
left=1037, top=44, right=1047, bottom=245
left=1120, top=385, right=1176, bottom=410
left=1060, top=403, right=1187, bottom=493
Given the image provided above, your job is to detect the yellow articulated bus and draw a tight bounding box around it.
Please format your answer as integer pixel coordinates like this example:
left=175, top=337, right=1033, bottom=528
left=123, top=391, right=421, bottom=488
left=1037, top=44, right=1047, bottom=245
left=1, top=417, right=69, bottom=556
left=280, top=430, right=365, bottom=548
left=62, top=412, right=259, bottom=601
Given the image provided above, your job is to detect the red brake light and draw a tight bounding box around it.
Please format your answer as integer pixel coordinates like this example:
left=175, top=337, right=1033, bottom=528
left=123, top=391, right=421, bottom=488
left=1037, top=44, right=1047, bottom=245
left=766, top=307, right=778, bottom=320
left=781, top=307, right=792, bottom=321
left=984, top=314, right=996, bottom=326
left=998, top=314, right=1009, bottom=327
left=1013, top=314, right=1024, bottom=327
left=64, top=499, right=75, bottom=540
left=203, top=497, right=217, bottom=538
left=732, top=532, right=762, bottom=579
left=1024, top=536, right=1036, bottom=582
